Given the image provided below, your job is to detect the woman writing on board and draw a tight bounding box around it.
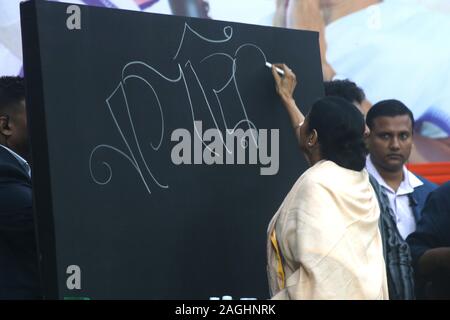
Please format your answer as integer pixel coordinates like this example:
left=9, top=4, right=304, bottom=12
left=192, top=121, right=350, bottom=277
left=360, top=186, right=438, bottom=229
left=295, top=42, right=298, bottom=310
left=266, top=64, right=388, bottom=299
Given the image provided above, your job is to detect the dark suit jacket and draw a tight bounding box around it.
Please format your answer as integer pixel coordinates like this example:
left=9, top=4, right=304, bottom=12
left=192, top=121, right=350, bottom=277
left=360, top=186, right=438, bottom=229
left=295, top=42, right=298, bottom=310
left=407, top=181, right=450, bottom=299
left=410, top=175, right=438, bottom=223
left=0, top=146, right=41, bottom=299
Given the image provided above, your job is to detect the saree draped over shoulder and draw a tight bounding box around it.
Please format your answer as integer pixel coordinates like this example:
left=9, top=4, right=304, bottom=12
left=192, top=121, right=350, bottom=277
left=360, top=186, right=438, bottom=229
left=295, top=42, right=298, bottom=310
left=267, top=160, right=388, bottom=300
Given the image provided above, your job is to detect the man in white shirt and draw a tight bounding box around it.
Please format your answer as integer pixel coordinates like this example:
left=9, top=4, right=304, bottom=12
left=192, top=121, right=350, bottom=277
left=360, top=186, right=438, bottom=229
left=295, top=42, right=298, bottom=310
left=365, top=99, right=437, bottom=240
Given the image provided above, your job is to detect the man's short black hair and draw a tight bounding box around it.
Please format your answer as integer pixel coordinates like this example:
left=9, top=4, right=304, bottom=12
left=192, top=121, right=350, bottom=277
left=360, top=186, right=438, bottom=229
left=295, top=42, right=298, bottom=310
left=324, top=79, right=366, bottom=104
left=0, top=76, right=26, bottom=114
left=366, top=99, right=415, bottom=130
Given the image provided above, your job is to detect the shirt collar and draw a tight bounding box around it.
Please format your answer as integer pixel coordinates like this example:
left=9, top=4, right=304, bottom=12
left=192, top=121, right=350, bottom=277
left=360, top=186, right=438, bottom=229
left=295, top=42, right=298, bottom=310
left=366, top=155, right=422, bottom=195
left=0, top=144, right=31, bottom=177
left=403, top=163, right=423, bottom=189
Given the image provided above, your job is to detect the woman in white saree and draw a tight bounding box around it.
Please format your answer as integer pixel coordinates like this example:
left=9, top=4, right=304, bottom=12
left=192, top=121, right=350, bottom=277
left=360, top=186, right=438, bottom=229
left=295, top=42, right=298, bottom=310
left=267, top=64, right=388, bottom=300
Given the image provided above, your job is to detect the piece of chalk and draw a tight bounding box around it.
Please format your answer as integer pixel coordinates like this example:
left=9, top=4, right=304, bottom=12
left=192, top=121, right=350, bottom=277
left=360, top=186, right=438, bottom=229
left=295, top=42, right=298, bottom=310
left=265, top=62, right=285, bottom=76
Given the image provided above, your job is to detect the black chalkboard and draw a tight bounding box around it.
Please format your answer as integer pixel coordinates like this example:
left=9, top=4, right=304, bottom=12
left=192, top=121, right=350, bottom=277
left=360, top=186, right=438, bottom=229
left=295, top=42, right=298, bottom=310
left=20, top=0, right=323, bottom=299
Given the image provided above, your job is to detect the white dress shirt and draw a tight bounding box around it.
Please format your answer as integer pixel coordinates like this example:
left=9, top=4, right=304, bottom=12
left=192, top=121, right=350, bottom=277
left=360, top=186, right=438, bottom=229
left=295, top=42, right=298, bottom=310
left=366, top=155, right=423, bottom=239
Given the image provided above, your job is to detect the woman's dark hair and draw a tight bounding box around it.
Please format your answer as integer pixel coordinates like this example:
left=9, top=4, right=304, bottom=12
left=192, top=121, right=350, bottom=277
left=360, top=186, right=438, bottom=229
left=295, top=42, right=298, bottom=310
left=307, top=96, right=367, bottom=171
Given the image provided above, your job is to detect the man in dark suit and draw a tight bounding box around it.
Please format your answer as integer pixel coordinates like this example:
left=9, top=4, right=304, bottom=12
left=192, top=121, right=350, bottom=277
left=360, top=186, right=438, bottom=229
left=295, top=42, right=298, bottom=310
left=0, top=76, right=41, bottom=299
left=407, top=181, right=450, bottom=299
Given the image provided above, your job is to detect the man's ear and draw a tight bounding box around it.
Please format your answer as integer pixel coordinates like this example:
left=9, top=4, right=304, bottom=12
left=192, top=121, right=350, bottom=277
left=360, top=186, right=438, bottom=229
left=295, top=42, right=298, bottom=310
left=0, top=115, right=12, bottom=137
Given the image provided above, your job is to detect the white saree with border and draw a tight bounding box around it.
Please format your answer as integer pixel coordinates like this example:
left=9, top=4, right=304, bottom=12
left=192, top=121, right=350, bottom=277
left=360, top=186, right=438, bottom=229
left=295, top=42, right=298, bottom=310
left=267, top=160, right=389, bottom=300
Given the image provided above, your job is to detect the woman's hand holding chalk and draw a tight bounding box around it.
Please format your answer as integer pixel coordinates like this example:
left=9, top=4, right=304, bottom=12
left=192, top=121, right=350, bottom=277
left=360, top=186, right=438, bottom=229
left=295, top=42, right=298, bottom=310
left=266, top=62, right=285, bottom=76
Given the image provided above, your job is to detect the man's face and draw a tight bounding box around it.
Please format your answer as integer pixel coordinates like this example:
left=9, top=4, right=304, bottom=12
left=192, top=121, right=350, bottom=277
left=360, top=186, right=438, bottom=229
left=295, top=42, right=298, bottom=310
left=5, top=99, right=29, bottom=160
left=367, top=115, right=413, bottom=172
